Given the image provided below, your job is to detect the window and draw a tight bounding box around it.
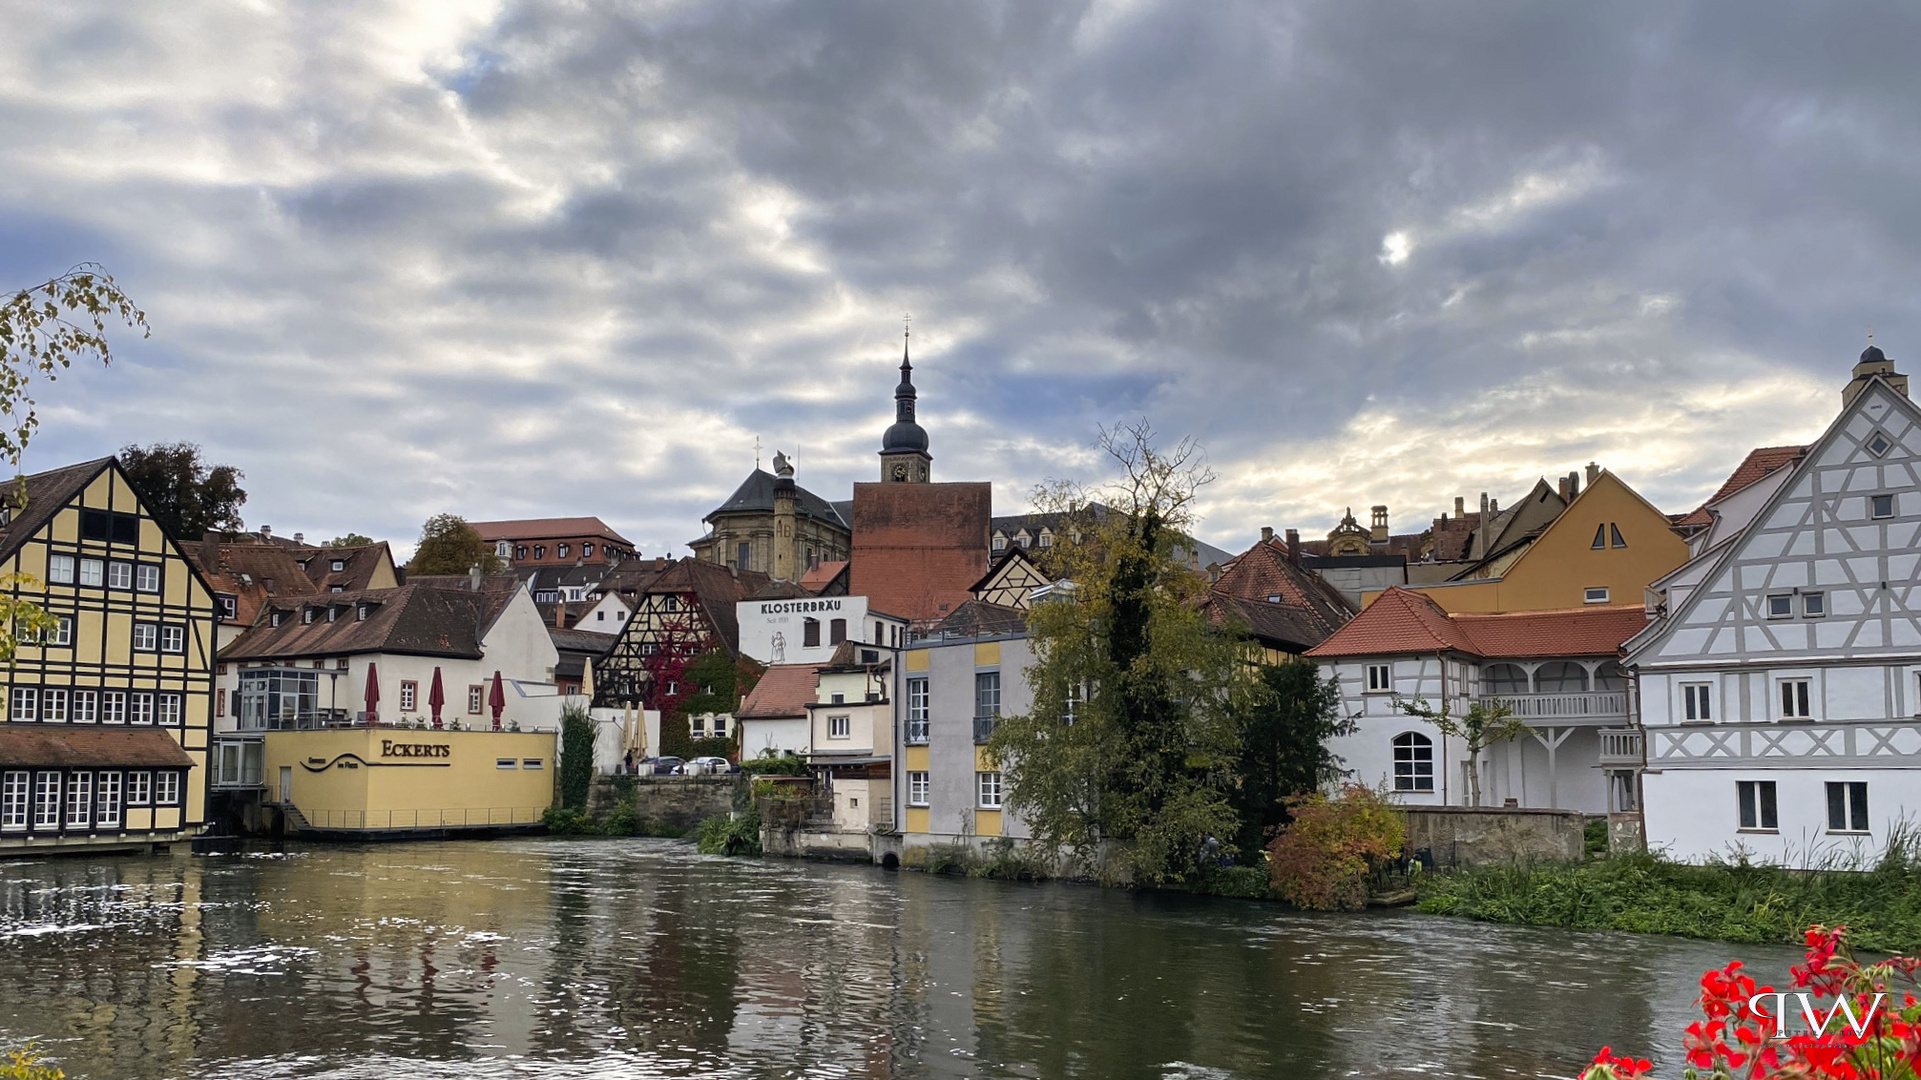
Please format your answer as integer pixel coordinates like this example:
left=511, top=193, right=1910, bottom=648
left=326, top=606, right=338, bottom=622
left=126, top=772, right=150, bottom=806
left=331, top=559, right=346, bottom=572
left=829, top=715, right=851, bottom=739
left=155, top=772, right=180, bottom=804
left=1803, top=592, right=1826, bottom=617
left=907, top=771, right=929, bottom=806
left=1392, top=732, right=1434, bottom=792
left=1868, top=432, right=1894, bottom=457
left=558, top=544, right=569, bottom=559
left=497, top=758, right=517, bottom=770
left=78, top=558, right=104, bottom=587
left=736, top=541, right=750, bottom=568
left=1591, top=524, right=1607, bottom=550
left=48, top=555, right=74, bottom=584
left=1365, top=664, right=1392, bottom=692
left=1738, top=780, right=1778, bottom=830
left=135, top=564, right=160, bottom=592
left=66, top=771, right=92, bottom=827
left=516, top=545, right=528, bottom=560
left=1767, top=594, right=1793, bottom=619
left=95, top=772, right=121, bottom=828
left=33, top=773, right=59, bottom=828
left=1682, top=683, right=1713, bottom=722
left=1039, top=531, right=1053, bottom=549
left=583, top=543, right=595, bottom=558
left=1584, top=587, right=1611, bottom=604
left=977, top=771, right=1004, bottom=809
left=1610, top=524, right=1626, bottom=548
left=42, top=689, right=66, bottom=724
left=992, top=536, right=1007, bottom=552
left=533, top=545, right=545, bottom=559
left=830, top=692, right=845, bottom=705
left=469, top=685, right=484, bottom=714
left=9, top=688, right=34, bottom=723
left=1065, top=681, right=1084, bottom=725
left=399, top=681, right=418, bottom=711
left=101, top=692, right=126, bottom=725
left=975, top=671, right=1001, bottom=718
left=1827, top=781, right=1869, bottom=833
left=107, top=561, right=133, bottom=590
left=1872, top=494, right=1895, bottom=519
left=596, top=610, right=605, bottom=622
left=80, top=509, right=138, bottom=544
left=906, top=677, right=929, bottom=742
left=356, top=604, right=369, bottom=621
left=1, top=771, right=26, bottom=830
left=131, top=693, right=155, bottom=725
left=522, top=759, right=543, bottom=770
left=132, top=623, right=158, bottom=652
left=712, top=715, right=727, bottom=738
left=803, top=618, right=820, bottom=648
left=49, top=617, right=71, bottom=647
left=1780, top=679, right=1813, bottom=720
left=71, top=691, right=96, bottom=725
left=158, top=694, right=182, bottom=726
left=496, top=541, right=511, bottom=558
left=691, top=715, right=707, bottom=737
left=830, top=618, right=847, bottom=645
left=161, top=625, right=184, bottom=653
left=216, top=688, right=226, bottom=718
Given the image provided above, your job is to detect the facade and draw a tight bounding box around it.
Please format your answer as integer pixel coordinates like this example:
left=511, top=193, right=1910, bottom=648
left=735, top=594, right=907, bottom=665
left=471, top=517, right=638, bottom=568
left=687, top=462, right=851, bottom=577
left=736, top=663, right=819, bottom=759
left=848, top=483, right=992, bottom=626
left=595, top=557, right=769, bottom=717
left=806, top=655, right=894, bottom=834
left=260, top=728, right=554, bottom=834
left=1627, top=351, right=1921, bottom=865
left=970, top=549, right=1051, bottom=610
left=0, top=458, right=216, bottom=852
left=1310, top=587, right=1649, bottom=814
left=1201, top=536, right=1354, bottom=659
left=895, top=627, right=1035, bottom=850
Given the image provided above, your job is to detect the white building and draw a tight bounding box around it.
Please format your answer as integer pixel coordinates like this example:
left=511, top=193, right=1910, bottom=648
left=734, top=595, right=906, bottom=666
left=1627, top=349, right=1921, bottom=865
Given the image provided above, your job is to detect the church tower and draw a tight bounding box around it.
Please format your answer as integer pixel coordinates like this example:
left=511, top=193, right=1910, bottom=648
left=1843, top=339, right=1909, bottom=408
left=879, top=328, right=932, bottom=483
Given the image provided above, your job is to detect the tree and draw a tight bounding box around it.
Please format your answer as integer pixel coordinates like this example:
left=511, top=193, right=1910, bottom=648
left=328, top=533, right=373, bottom=548
left=1393, top=696, right=1527, bottom=807
left=559, top=704, right=595, bottom=810
left=989, top=420, right=1259, bottom=884
left=0, top=265, right=146, bottom=663
left=405, top=514, right=503, bottom=575
left=1230, top=656, right=1355, bottom=858
left=118, top=442, right=247, bottom=540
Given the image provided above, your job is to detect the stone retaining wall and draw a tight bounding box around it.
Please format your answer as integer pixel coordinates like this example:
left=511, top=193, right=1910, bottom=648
left=589, top=775, right=739, bottom=834
left=1405, top=807, right=1585, bottom=869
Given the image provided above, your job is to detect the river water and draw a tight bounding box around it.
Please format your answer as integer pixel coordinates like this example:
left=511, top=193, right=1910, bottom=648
left=0, top=839, right=1801, bottom=1080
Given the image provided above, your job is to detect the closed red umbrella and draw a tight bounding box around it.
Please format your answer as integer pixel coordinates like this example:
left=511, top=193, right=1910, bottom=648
left=364, top=663, right=380, bottom=726
left=488, top=670, right=506, bottom=732
left=428, top=667, right=446, bottom=730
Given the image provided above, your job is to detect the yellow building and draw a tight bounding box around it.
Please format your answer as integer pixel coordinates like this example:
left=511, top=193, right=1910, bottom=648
left=261, top=728, right=554, bottom=834
left=0, top=458, right=216, bottom=852
left=1364, top=470, right=1690, bottom=614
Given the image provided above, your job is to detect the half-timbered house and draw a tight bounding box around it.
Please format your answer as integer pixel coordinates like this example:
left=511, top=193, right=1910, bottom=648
left=0, top=458, right=215, bottom=852
left=596, top=557, right=770, bottom=713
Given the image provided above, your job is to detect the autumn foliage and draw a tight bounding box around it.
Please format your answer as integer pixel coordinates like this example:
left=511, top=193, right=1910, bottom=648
left=1266, top=783, right=1405, bottom=911
left=1583, top=926, right=1921, bottom=1079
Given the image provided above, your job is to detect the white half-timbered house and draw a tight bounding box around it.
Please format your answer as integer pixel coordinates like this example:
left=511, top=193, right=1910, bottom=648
left=1626, top=351, right=1921, bottom=865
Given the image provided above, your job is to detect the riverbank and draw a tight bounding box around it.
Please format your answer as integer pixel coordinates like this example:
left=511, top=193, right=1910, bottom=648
left=1415, top=849, right=1921, bottom=954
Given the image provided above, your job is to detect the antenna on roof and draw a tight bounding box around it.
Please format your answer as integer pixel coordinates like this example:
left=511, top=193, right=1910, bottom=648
left=754, top=434, right=761, bottom=471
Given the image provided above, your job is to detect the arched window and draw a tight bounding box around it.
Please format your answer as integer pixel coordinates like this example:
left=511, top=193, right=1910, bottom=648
left=1392, top=732, right=1434, bottom=792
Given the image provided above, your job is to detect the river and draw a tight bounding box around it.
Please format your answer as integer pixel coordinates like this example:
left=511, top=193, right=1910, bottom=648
left=0, top=839, right=1801, bottom=1079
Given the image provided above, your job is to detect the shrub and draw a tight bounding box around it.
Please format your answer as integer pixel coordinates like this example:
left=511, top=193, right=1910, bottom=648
left=1192, top=863, right=1274, bottom=900
left=1266, top=784, right=1405, bottom=911
left=1584, top=818, right=1608, bottom=860
left=601, top=799, right=637, bottom=837
left=558, top=705, right=595, bottom=810
left=689, top=736, right=736, bottom=760
left=697, top=810, right=763, bottom=856
left=0, top=1045, right=61, bottom=1080
left=742, top=753, right=806, bottom=777
left=926, top=843, right=971, bottom=876
left=542, top=806, right=600, bottom=835
left=972, top=838, right=1048, bottom=881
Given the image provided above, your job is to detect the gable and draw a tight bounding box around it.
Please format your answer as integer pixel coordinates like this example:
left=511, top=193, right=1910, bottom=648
left=1631, top=379, right=1921, bottom=666
left=1491, top=471, right=1690, bottom=610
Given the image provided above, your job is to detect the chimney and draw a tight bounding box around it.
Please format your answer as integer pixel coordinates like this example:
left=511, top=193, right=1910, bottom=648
left=1568, top=470, right=1581, bottom=498
left=1454, top=496, right=1465, bottom=516
left=1284, top=529, right=1301, bottom=565
left=1370, top=505, right=1389, bottom=543
left=1477, top=493, right=1490, bottom=560
left=1585, top=461, right=1600, bottom=484
left=260, top=525, right=272, bottom=539
left=654, top=556, right=666, bottom=571
left=1557, top=475, right=1570, bottom=501
left=468, top=564, right=482, bottom=592
left=1489, top=499, right=1499, bottom=513
left=1260, top=526, right=1274, bottom=543
left=554, top=601, right=566, bottom=629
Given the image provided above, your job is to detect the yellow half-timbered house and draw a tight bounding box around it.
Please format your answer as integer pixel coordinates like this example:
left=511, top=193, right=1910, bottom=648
left=0, top=458, right=214, bottom=852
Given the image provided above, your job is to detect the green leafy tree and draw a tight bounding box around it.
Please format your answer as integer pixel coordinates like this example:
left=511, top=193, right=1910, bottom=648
left=1229, top=656, right=1354, bottom=857
left=989, top=421, right=1258, bottom=884
left=328, top=533, right=373, bottom=548
left=0, top=265, right=145, bottom=663
left=117, top=442, right=246, bottom=540
left=559, top=704, right=595, bottom=810
left=405, top=513, right=504, bottom=576
left=1393, top=696, right=1527, bottom=807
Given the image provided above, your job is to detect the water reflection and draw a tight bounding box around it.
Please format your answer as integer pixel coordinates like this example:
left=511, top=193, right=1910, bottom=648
left=0, top=841, right=1801, bottom=1079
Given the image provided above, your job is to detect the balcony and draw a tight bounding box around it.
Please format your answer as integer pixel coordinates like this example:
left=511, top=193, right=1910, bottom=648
left=237, top=708, right=354, bottom=732
left=1598, top=728, right=1644, bottom=766
left=973, top=716, right=997, bottom=744
left=1479, top=691, right=1627, bottom=724
left=904, top=718, right=929, bottom=745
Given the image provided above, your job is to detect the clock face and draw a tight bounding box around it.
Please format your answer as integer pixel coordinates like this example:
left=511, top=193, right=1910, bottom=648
left=892, top=463, right=908, bottom=481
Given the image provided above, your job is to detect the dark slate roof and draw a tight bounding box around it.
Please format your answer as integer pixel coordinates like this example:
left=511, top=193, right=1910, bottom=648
left=184, top=540, right=320, bottom=626
left=930, top=600, right=1028, bottom=637
left=549, top=627, right=617, bottom=656
left=0, top=458, right=114, bottom=564
left=221, top=584, right=510, bottom=662
left=705, top=469, right=849, bottom=529
left=299, top=542, right=394, bottom=593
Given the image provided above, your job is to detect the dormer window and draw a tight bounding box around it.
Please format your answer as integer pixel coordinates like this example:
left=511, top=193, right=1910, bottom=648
left=583, top=543, right=595, bottom=558
left=558, top=544, right=570, bottom=559
left=993, top=535, right=1006, bottom=552
left=533, top=545, right=546, bottom=559
left=270, top=611, right=283, bottom=628
left=356, top=604, right=369, bottom=621
left=327, top=607, right=338, bottom=622
left=302, top=607, right=316, bottom=624
left=331, top=559, right=346, bottom=572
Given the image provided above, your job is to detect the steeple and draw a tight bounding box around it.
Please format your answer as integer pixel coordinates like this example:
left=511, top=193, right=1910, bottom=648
left=1844, top=335, right=1909, bottom=408
left=879, top=323, right=931, bottom=483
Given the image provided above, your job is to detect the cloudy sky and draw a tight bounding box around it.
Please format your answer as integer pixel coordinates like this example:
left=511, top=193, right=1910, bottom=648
left=2, top=1, right=1915, bottom=557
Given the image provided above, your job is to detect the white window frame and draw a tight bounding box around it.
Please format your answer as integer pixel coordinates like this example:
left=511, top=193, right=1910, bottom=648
left=101, top=691, right=127, bottom=725
left=155, top=772, right=180, bottom=805
left=1778, top=678, right=1814, bottom=720
left=1872, top=494, right=1895, bottom=520
left=158, top=694, right=182, bottom=727
left=0, top=771, right=28, bottom=831
left=78, top=558, right=104, bottom=587
left=160, top=625, right=185, bottom=654
left=829, top=714, right=851, bottom=739
left=135, top=564, right=161, bottom=592
left=399, top=681, right=418, bottom=712
left=976, top=770, right=1003, bottom=809
left=468, top=685, right=484, bottom=715
left=107, top=561, right=133, bottom=590
left=906, top=677, right=929, bottom=742
left=907, top=771, right=929, bottom=807
left=9, top=687, right=35, bottom=723
left=1365, top=663, right=1392, bottom=693
left=132, top=623, right=158, bottom=652
left=95, top=771, right=121, bottom=828
left=32, top=772, right=60, bottom=828
left=72, top=690, right=96, bottom=724
left=47, top=555, right=74, bottom=585
left=126, top=771, right=151, bottom=806
left=1802, top=592, right=1826, bottom=618
left=522, top=759, right=543, bottom=770
left=49, top=617, right=71, bottom=647
left=1392, top=731, right=1435, bottom=792
left=1681, top=682, right=1713, bottom=723
left=496, top=758, right=518, bottom=770
left=1766, top=594, right=1792, bottom=619
left=1584, top=587, right=1610, bottom=604
left=42, top=688, right=66, bottom=723
left=130, top=693, right=155, bottom=725
left=65, top=771, right=92, bottom=827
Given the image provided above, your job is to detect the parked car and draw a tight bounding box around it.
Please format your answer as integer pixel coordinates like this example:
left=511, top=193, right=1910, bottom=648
left=688, top=756, right=738, bottom=775
left=645, top=756, right=684, bottom=775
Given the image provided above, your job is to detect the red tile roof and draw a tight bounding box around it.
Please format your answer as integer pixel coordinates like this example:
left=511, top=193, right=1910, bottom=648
left=736, top=664, right=823, bottom=719
left=1202, top=540, right=1354, bottom=651
left=1306, top=588, right=1649, bottom=659
left=469, top=517, right=634, bottom=546
left=800, top=561, right=848, bottom=593
left=848, top=483, right=992, bottom=624
left=1678, top=445, right=1808, bottom=528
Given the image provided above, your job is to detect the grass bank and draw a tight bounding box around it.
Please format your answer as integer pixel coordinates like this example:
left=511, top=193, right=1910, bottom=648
left=1415, top=845, right=1921, bottom=954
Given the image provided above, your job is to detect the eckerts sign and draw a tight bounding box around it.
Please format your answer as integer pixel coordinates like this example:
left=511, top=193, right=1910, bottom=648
left=759, top=599, right=843, bottom=614
left=381, top=740, right=451, bottom=759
